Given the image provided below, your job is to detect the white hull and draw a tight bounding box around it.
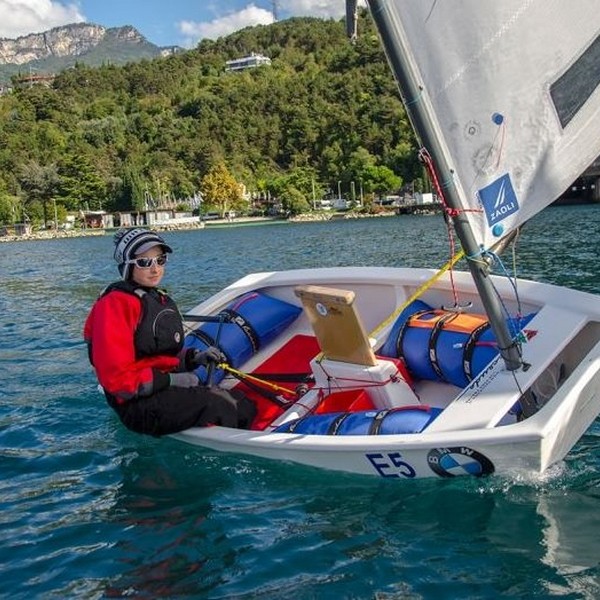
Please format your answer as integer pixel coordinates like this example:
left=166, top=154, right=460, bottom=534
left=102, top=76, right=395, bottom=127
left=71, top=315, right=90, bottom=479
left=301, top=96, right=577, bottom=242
left=171, top=267, right=600, bottom=479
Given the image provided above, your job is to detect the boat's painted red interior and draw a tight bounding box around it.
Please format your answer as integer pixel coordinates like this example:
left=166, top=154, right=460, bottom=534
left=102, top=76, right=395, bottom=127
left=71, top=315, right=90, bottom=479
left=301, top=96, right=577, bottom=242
left=237, top=333, right=417, bottom=430
left=234, top=334, right=320, bottom=430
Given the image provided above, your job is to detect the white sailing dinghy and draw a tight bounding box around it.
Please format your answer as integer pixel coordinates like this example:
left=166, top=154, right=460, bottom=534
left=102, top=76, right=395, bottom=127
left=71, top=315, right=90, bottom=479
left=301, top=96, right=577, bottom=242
left=172, top=0, right=600, bottom=479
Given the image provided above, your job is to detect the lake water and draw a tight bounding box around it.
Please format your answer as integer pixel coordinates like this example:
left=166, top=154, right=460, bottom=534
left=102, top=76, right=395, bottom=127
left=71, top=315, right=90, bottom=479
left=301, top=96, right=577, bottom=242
left=1, top=206, right=599, bottom=599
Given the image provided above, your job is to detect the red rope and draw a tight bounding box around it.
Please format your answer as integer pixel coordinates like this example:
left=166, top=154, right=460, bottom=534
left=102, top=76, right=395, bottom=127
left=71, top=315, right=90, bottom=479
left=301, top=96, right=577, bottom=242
left=418, top=148, right=462, bottom=304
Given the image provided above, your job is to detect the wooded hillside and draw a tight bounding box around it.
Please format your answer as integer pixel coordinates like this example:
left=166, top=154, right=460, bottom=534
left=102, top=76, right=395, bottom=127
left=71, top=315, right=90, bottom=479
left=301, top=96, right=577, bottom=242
left=0, top=12, right=422, bottom=225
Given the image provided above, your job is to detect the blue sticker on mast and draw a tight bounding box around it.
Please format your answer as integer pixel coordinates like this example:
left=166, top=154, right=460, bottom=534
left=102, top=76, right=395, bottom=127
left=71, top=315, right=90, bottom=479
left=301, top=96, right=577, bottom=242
left=479, top=173, right=519, bottom=227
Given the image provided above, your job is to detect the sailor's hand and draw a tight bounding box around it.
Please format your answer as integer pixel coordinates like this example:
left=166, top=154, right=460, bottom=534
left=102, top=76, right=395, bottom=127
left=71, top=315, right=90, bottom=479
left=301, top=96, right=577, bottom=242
left=188, top=346, right=225, bottom=368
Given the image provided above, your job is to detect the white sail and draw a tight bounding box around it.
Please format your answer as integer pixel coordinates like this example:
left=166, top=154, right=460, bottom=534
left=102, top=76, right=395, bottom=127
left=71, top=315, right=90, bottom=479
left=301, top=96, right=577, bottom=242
left=369, top=0, right=600, bottom=248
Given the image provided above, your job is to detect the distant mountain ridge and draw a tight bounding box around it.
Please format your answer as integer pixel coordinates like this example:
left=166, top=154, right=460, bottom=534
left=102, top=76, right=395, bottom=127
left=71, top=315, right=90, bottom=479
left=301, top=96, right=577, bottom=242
left=0, top=23, right=180, bottom=84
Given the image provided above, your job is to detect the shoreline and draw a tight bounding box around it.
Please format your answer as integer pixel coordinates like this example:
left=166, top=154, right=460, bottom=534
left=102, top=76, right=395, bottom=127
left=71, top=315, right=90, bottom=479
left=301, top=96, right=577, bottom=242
left=0, top=217, right=264, bottom=243
left=0, top=212, right=401, bottom=243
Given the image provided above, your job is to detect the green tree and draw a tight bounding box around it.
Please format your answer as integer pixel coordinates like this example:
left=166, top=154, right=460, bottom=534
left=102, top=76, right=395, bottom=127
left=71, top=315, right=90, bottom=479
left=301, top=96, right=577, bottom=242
left=18, top=161, right=61, bottom=227
left=279, top=187, right=311, bottom=215
left=362, top=164, right=402, bottom=201
left=0, top=181, right=20, bottom=225
left=119, top=163, right=146, bottom=212
left=58, top=153, right=107, bottom=211
left=268, top=167, right=324, bottom=210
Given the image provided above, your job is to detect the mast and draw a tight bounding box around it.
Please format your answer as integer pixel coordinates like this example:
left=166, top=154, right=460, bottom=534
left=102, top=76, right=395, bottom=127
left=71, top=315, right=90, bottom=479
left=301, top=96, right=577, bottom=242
left=346, top=0, right=358, bottom=41
left=367, top=0, right=522, bottom=371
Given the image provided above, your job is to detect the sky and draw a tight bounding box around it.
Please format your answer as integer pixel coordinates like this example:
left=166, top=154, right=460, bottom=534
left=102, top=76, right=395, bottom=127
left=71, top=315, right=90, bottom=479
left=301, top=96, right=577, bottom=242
left=0, top=0, right=355, bottom=48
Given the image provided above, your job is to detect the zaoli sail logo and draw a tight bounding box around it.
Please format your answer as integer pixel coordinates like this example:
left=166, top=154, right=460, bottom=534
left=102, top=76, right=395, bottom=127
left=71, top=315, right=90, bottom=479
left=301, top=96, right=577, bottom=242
left=479, top=173, right=519, bottom=227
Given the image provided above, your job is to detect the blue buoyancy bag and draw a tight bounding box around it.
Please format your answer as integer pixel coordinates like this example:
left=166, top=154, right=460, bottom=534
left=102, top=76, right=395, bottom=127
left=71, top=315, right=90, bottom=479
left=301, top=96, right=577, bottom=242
left=183, top=291, right=302, bottom=384
left=379, top=300, right=536, bottom=388
left=274, top=406, right=442, bottom=435
left=378, top=299, right=431, bottom=357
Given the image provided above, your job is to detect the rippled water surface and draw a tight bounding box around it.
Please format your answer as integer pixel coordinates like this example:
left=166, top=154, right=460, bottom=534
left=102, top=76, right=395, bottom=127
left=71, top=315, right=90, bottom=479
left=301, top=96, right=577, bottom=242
left=1, top=206, right=599, bottom=599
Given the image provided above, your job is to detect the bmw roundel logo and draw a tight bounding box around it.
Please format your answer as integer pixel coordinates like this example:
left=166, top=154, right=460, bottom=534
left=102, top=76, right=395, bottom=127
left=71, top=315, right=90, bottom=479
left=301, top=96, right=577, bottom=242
left=427, top=446, right=495, bottom=477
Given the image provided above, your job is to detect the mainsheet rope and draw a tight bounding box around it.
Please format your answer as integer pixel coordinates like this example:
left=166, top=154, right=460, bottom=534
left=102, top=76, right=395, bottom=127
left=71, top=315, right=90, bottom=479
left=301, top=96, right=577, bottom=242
left=220, top=362, right=407, bottom=397
left=220, top=363, right=297, bottom=397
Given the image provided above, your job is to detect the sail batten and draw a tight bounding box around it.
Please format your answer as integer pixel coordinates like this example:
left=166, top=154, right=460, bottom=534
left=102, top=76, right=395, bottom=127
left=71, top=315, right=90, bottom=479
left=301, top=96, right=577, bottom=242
left=368, top=0, right=600, bottom=248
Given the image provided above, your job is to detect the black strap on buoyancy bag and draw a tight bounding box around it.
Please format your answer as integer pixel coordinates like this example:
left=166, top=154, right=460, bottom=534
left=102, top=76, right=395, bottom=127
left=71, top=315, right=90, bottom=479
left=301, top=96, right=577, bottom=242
left=395, top=309, right=430, bottom=358
left=327, top=412, right=352, bottom=435
left=218, top=308, right=260, bottom=353
left=189, top=307, right=261, bottom=364
left=462, top=320, right=492, bottom=381
left=368, top=409, right=390, bottom=435
left=189, top=328, right=215, bottom=346
left=285, top=414, right=306, bottom=433
left=369, top=410, right=390, bottom=435
left=397, top=309, right=458, bottom=382
left=189, top=327, right=225, bottom=355
left=427, top=311, right=459, bottom=382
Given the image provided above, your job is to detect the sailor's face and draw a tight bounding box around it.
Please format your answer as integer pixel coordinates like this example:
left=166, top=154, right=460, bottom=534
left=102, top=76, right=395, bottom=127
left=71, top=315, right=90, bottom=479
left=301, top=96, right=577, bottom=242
left=131, top=245, right=166, bottom=287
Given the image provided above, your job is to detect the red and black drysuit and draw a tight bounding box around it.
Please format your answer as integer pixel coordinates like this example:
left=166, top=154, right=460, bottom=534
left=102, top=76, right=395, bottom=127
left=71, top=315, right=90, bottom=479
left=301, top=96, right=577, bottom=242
left=84, top=281, right=255, bottom=435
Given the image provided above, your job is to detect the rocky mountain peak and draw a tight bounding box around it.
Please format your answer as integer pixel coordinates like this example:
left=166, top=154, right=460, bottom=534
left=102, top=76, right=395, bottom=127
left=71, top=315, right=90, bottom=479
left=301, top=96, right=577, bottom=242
left=0, top=23, right=151, bottom=66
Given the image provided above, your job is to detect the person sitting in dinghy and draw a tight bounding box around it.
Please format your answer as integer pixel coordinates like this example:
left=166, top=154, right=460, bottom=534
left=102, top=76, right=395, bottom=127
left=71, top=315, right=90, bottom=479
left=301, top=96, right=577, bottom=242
left=83, top=227, right=256, bottom=436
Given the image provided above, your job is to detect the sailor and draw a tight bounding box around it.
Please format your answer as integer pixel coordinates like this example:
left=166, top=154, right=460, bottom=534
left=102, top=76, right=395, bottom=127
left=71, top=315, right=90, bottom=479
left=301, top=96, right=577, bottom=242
left=83, top=227, right=256, bottom=436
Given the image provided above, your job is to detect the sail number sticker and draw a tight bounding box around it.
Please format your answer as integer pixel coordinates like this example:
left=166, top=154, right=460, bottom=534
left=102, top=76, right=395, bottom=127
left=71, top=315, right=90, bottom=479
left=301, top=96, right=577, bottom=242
left=366, top=452, right=416, bottom=478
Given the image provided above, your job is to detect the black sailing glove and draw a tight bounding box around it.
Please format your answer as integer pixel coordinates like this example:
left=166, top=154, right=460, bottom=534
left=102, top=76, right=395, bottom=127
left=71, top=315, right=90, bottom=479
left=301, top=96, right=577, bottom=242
left=186, top=346, right=226, bottom=370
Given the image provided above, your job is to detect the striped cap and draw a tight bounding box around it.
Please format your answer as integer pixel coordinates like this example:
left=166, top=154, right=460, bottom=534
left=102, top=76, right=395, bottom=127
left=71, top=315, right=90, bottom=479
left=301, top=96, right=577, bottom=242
left=113, top=228, right=173, bottom=280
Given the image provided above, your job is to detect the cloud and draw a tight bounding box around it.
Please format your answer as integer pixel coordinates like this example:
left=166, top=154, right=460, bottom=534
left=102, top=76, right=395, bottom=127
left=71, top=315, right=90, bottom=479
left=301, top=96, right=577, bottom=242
left=179, top=4, right=274, bottom=47
left=0, top=0, right=85, bottom=39
left=177, top=0, right=360, bottom=47
left=279, top=0, right=345, bottom=19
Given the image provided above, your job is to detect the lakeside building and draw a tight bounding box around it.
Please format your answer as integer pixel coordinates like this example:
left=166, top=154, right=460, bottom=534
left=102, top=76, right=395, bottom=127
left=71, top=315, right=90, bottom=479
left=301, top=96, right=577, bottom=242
left=0, top=222, right=31, bottom=236
left=225, top=53, right=271, bottom=72
left=14, top=73, right=56, bottom=88
left=79, top=209, right=200, bottom=230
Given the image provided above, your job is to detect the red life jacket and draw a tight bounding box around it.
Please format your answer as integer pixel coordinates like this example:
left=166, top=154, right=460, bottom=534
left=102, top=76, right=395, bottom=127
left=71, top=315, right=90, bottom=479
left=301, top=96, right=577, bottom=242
left=84, top=281, right=183, bottom=401
left=102, top=281, right=184, bottom=359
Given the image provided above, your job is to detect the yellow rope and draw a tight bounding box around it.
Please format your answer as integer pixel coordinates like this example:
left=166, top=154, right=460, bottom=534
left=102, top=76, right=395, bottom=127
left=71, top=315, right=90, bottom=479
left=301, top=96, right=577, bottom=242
left=219, top=363, right=297, bottom=395
left=369, top=249, right=465, bottom=338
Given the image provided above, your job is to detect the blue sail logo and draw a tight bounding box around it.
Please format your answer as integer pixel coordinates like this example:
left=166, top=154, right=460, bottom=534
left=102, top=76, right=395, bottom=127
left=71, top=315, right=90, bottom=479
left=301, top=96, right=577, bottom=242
left=479, top=173, right=519, bottom=227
